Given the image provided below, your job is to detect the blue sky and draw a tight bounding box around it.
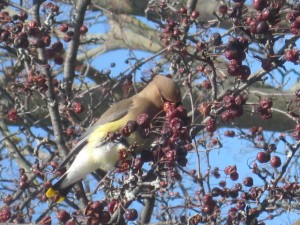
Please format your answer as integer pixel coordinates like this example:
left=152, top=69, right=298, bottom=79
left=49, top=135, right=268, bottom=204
left=2, top=1, right=300, bottom=224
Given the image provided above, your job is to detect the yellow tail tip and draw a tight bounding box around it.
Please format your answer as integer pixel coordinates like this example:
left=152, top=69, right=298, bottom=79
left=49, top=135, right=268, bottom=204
left=46, top=187, right=65, bottom=203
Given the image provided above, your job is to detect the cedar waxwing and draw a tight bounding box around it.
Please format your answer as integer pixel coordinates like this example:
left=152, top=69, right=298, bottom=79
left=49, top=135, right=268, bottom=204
left=46, top=75, right=181, bottom=202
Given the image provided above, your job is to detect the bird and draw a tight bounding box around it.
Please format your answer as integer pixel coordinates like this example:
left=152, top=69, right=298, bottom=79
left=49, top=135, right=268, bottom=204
left=46, top=75, right=181, bottom=202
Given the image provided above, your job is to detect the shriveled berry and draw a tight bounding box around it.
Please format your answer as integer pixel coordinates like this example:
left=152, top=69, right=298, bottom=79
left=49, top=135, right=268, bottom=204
left=206, top=118, right=217, bottom=132
left=8, top=109, right=18, bottom=122
left=224, top=165, right=237, bottom=175
left=0, top=207, right=11, bottom=222
left=285, top=48, right=299, bottom=62
left=66, top=127, right=74, bottom=136
left=223, top=95, right=235, bottom=108
left=73, top=102, right=84, bottom=113
left=259, top=98, right=273, bottom=109
left=121, top=120, right=138, bottom=136
left=197, top=102, right=211, bottom=115
left=137, top=113, right=150, bottom=128
left=57, top=210, right=71, bottom=223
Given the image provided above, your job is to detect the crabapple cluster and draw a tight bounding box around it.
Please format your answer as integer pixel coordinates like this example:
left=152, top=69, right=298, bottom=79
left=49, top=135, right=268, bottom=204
left=255, top=97, right=273, bottom=119
left=221, top=94, right=247, bottom=122
left=0, top=207, right=11, bottom=223
left=225, top=36, right=250, bottom=81
left=84, top=201, right=111, bottom=225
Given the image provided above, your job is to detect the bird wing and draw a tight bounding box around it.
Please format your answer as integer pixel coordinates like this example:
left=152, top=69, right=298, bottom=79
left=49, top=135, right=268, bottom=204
left=58, top=97, right=134, bottom=169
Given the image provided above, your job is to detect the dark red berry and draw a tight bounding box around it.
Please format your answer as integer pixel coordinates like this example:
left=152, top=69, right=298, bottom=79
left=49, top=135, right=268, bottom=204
left=124, top=209, right=138, bottom=221
left=19, top=181, right=28, bottom=189
left=59, top=23, right=69, bottom=32
left=99, top=211, right=111, bottom=223
left=203, top=194, right=214, bottom=204
left=223, top=95, right=235, bottom=108
left=230, top=172, right=239, bottom=181
left=191, top=11, right=200, bottom=19
left=51, top=41, right=63, bottom=52
left=202, top=203, right=215, bottom=214
left=255, top=21, right=269, bottom=34
left=212, top=187, right=222, bottom=196
left=210, top=32, right=222, bottom=46
left=80, top=25, right=88, bottom=34
left=108, top=200, right=118, bottom=214
left=20, top=174, right=28, bottom=181
left=19, top=168, right=25, bottom=175
left=270, top=155, right=281, bottom=168
left=256, top=151, right=270, bottom=163
left=202, top=79, right=212, bottom=89
left=243, top=177, right=254, bottom=187
left=54, top=56, right=64, bottom=65
left=219, top=180, right=226, bottom=187
left=178, top=7, right=187, bottom=14
left=219, top=5, right=228, bottom=15
left=63, top=34, right=72, bottom=42
left=224, top=130, right=235, bottom=137
left=253, top=0, right=268, bottom=11
left=57, top=210, right=71, bottom=223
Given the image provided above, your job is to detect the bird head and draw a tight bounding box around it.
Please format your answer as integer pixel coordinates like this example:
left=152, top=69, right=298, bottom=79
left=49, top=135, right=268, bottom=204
left=140, top=75, right=181, bottom=108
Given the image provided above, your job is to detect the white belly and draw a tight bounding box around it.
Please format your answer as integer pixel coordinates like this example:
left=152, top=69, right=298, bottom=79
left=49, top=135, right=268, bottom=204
left=61, top=141, right=126, bottom=189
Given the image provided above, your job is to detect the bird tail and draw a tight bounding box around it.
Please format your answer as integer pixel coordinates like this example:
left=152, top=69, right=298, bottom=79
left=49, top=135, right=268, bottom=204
left=46, top=174, right=73, bottom=203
